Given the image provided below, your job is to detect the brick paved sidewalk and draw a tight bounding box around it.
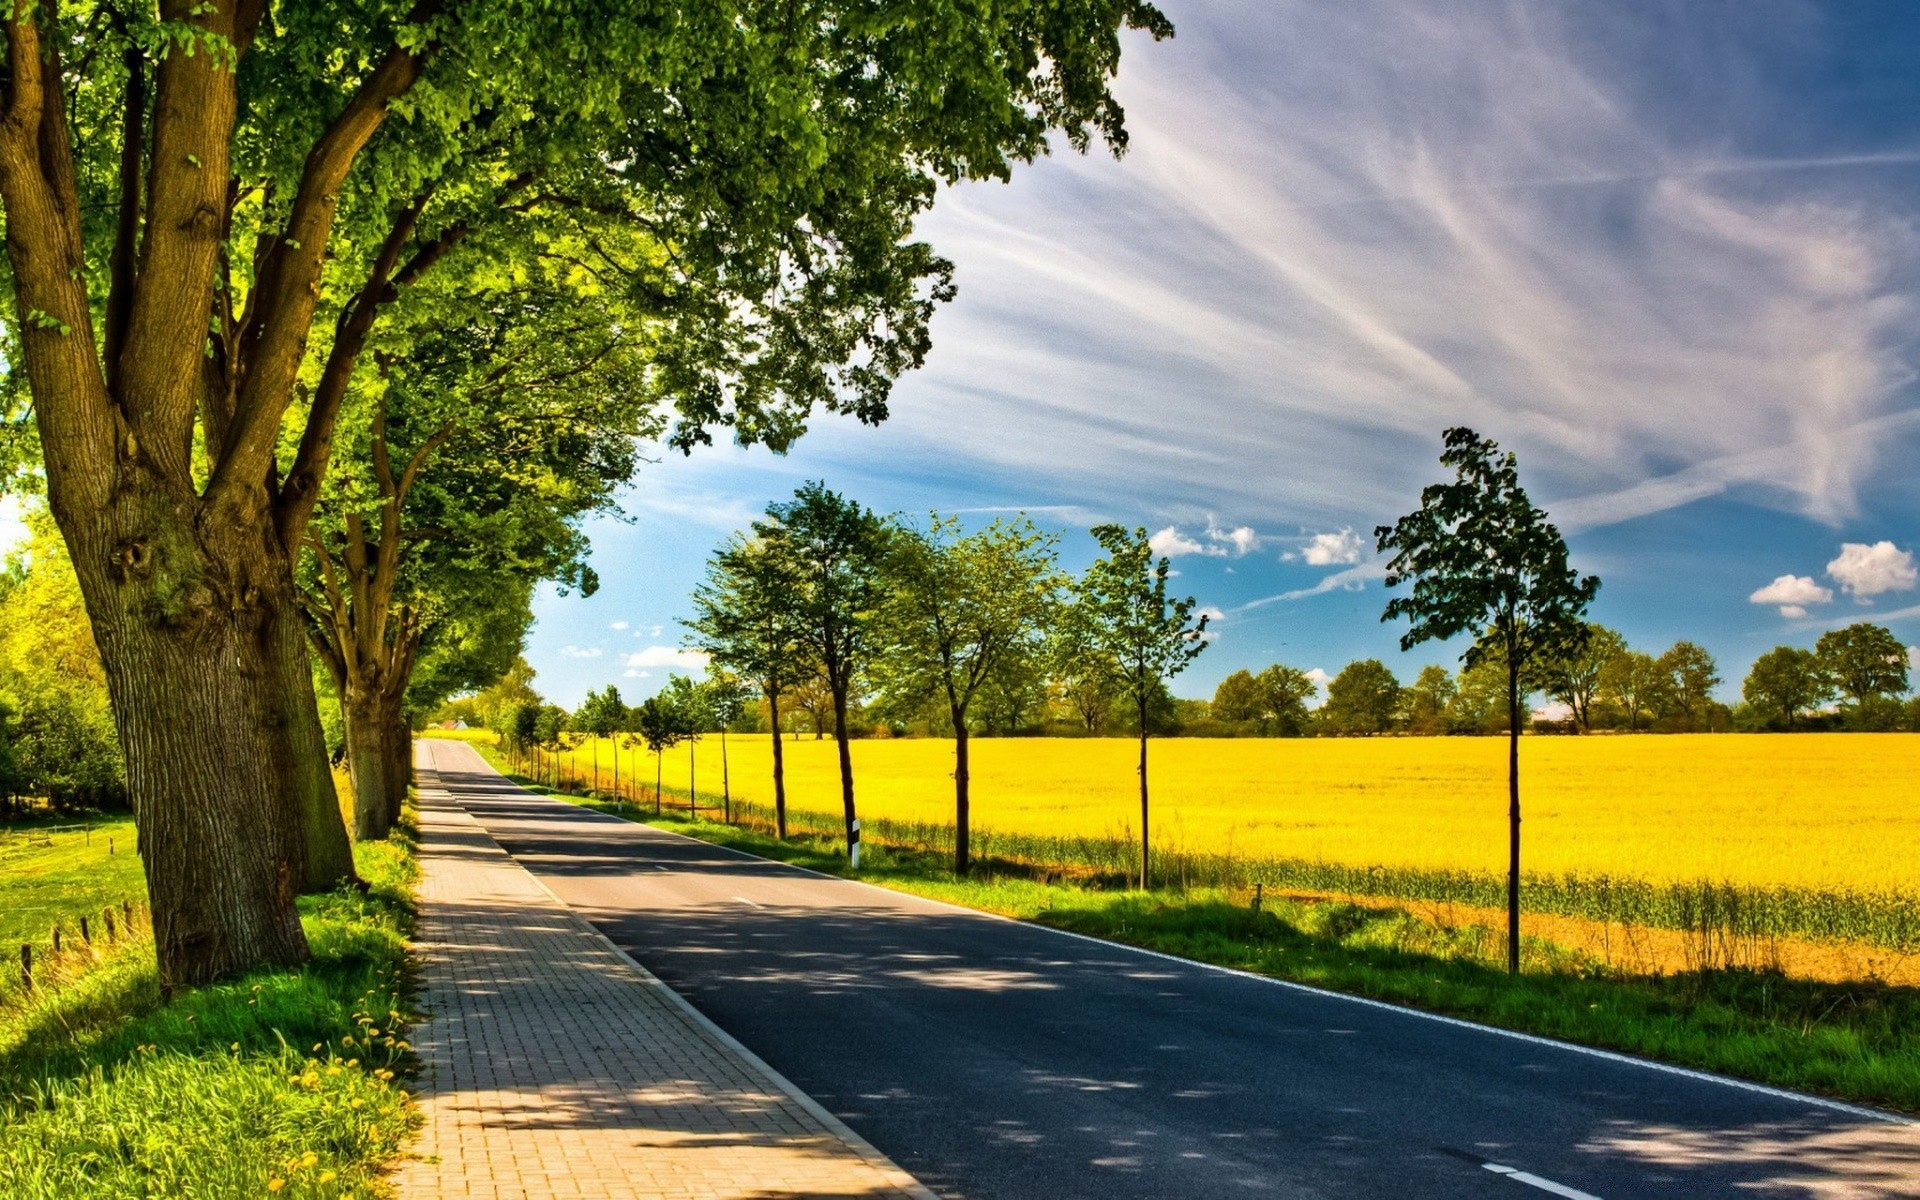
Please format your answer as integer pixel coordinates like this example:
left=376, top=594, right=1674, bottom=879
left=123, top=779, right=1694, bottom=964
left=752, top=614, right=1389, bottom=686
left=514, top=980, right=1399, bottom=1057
left=395, top=740, right=934, bottom=1200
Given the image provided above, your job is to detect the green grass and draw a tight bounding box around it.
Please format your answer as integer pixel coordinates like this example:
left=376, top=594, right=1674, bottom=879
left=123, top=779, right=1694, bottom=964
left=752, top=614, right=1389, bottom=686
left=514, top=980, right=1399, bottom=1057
left=476, top=745, right=1920, bottom=1116
left=0, top=831, right=420, bottom=1198
left=0, top=812, right=144, bottom=950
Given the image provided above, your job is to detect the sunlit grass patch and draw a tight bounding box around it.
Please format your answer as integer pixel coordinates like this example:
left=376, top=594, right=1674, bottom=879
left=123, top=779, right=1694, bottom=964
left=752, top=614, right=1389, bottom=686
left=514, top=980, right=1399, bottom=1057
left=0, top=832, right=419, bottom=1198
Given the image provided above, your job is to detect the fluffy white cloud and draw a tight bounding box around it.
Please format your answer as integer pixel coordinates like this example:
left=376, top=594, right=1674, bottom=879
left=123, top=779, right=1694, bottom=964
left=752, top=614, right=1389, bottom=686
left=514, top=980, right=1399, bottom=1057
left=623, top=669, right=651, bottom=680
left=609, top=620, right=630, bottom=631
left=1304, top=667, right=1333, bottom=699
left=1300, top=528, right=1366, bottom=567
left=1827, top=541, right=1917, bottom=600
left=1748, top=574, right=1833, bottom=617
left=560, top=645, right=603, bottom=659
left=1910, top=646, right=1919, bottom=674
left=1149, top=525, right=1210, bottom=557
left=1205, top=518, right=1260, bottom=556
left=626, top=646, right=709, bottom=672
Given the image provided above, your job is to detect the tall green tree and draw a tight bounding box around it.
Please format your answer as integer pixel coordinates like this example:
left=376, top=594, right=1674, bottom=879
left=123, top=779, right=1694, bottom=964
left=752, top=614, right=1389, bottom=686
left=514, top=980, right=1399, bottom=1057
left=1402, top=664, right=1456, bottom=735
left=1211, top=670, right=1263, bottom=727
left=576, top=685, right=629, bottom=795
left=1377, top=427, right=1599, bottom=974
left=757, top=483, right=890, bottom=866
left=1534, top=623, right=1625, bottom=732
left=1320, top=659, right=1402, bottom=736
left=873, top=515, right=1060, bottom=874
left=1596, top=649, right=1666, bottom=731
left=1073, top=525, right=1208, bottom=888
left=635, top=693, right=690, bottom=815
left=1251, top=665, right=1317, bottom=737
left=1657, top=641, right=1721, bottom=730
left=1742, top=647, right=1833, bottom=730
left=1815, top=623, right=1910, bottom=707
left=687, top=535, right=811, bottom=838
left=0, top=0, right=1170, bottom=985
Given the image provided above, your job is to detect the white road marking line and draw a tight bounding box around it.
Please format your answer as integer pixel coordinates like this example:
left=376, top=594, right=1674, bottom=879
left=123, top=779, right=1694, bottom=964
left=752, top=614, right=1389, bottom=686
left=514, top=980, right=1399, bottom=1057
left=459, top=744, right=1914, bottom=1127
left=1483, top=1161, right=1603, bottom=1200
left=733, top=896, right=764, bottom=908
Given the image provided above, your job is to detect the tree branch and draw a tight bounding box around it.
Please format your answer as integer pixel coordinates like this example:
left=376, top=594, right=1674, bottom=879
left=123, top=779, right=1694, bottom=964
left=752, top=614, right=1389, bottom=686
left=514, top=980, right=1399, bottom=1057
left=212, top=0, right=443, bottom=511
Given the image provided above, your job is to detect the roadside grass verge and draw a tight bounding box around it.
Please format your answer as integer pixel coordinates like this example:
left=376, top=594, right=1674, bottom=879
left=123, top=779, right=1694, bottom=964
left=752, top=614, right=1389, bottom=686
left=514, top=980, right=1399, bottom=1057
left=0, top=829, right=420, bottom=1198
left=0, top=811, right=143, bottom=951
left=472, top=746, right=1920, bottom=1116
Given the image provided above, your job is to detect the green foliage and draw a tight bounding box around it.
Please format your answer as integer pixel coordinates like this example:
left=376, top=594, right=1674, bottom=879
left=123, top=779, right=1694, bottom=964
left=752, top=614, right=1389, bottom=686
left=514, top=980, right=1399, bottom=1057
left=871, top=514, right=1061, bottom=729
left=1532, top=623, right=1625, bottom=731
left=1742, top=646, right=1834, bottom=730
left=0, top=512, right=124, bottom=811
left=1212, top=664, right=1316, bottom=736
left=1072, top=525, right=1209, bottom=723
left=1656, top=641, right=1721, bottom=730
left=1377, top=428, right=1600, bottom=697
left=1596, top=649, right=1668, bottom=732
left=686, top=535, right=812, bottom=709
left=1815, top=623, right=1910, bottom=708
left=1401, top=665, right=1456, bottom=735
left=574, top=685, right=629, bottom=740
left=1321, top=659, right=1402, bottom=736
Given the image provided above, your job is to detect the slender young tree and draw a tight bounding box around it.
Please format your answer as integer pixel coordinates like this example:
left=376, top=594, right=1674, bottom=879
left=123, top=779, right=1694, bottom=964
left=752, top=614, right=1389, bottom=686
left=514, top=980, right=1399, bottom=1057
left=874, top=515, right=1060, bottom=874
left=1073, top=525, right=1208, bottom=889
left=700, top=672, right=754, bottom=824
left=686, top=538, right=810, bottom=838
left=756, top=484, right=890, bottom=866
left=1377, top=427, right=1599, bottom=975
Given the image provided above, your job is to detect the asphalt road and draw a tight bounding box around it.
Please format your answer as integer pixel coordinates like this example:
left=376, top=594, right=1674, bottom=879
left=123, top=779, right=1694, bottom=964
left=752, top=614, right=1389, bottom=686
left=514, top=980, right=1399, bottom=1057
left=422, top=739, right=1920, bottom=1200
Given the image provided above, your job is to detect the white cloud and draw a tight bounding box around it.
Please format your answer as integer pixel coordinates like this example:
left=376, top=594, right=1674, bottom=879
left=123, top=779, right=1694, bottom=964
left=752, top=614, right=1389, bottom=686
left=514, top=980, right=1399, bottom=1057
left=1748, top=574, right=1833, bottom=616
left=1149, top=525, right=1211, bottom=557
left=623, top=669, right=651, bottom=679
left=1205, top=517, right=1260, bottom=556
left=1910, top=646, right=1918, bottom=674
left=1304, top=667, right=1333, bottom=700
left=870, top=2, right=1920, bottom=535
left=1827, top=541, right=1917, bottom=600
left=626, top=646, right=710, bottom=672
left=610, top=620, right=630, bottom=631
left=648, top=625, right=665, bottom=638
left=560, top=645, right=603, bottom=659
left=1299, top=528, right=1366, bottom=567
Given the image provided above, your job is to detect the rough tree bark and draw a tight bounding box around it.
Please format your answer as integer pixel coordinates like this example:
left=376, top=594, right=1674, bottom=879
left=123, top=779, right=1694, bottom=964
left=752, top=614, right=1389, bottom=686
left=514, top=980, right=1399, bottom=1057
left=951, top=698, right=972, bottom=876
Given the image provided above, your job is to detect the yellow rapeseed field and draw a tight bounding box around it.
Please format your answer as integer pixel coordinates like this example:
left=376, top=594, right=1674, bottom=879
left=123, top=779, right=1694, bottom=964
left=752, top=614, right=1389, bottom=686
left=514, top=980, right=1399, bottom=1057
left=551, top=732, right=1920, bottom=892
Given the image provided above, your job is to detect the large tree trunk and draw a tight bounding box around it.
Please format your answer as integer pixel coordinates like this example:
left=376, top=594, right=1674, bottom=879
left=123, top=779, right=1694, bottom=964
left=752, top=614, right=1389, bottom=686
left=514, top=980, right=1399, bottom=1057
left=382, top=705, right=410, bottom=828
left=1507, top=663, right=1523, bottom=976
left=769, top=689, right=788, bottom=838
left=343, top=688, right=393, bottom=841
left=952, top=700, right=971, bottom=876
left=269, top=599, right=358, bottom=891
left=68, top=488, right=313, bottom=988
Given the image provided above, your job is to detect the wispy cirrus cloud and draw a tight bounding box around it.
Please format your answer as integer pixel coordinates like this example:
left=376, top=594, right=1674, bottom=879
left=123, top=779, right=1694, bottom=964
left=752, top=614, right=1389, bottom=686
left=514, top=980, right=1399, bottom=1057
left=886, top=0, right=1920, bottom=537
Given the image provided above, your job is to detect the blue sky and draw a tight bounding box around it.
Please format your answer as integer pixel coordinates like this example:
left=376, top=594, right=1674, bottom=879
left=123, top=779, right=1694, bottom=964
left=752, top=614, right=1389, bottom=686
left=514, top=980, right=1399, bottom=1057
left=443, top=2, right=1919, bottom=706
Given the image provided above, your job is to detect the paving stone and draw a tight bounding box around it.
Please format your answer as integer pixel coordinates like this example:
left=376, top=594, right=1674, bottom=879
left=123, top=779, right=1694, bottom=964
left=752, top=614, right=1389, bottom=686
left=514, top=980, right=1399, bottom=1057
left=396, top=741, right=933, bottom=1200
